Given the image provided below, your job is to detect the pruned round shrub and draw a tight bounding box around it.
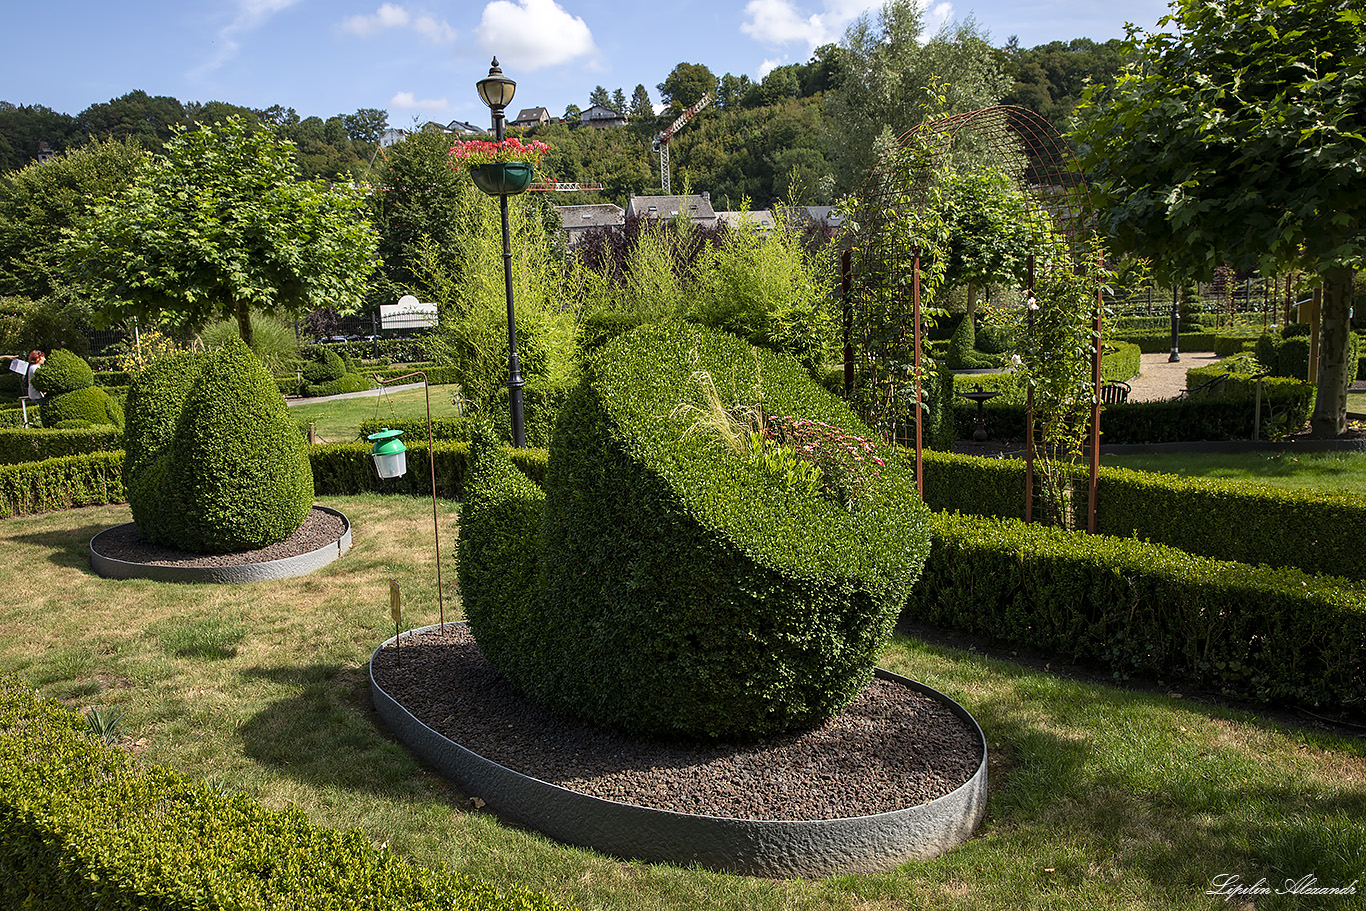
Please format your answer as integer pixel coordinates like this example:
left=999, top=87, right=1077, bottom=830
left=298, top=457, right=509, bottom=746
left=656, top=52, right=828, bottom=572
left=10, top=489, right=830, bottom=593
left=123, top=337, right=313, bottom=553
left=461, top=322, right=933, bottom=740
left=302, top=346, right=346, bottom=385
left=30, top=350, right=94, bottom=396
left=39, top=386, right=123, bottom=429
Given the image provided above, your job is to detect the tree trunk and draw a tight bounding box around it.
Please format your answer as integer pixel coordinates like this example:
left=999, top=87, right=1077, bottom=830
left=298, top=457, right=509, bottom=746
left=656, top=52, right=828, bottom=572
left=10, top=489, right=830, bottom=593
left=966, top=285, right=977, bottom=324
left=1310, top=265, right=1355, bottom=438
left=235, top=300, right=254, bottom=351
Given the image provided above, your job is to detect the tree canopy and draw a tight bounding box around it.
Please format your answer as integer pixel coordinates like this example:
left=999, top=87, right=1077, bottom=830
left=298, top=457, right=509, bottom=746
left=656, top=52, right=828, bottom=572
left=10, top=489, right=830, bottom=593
left=1072, top=0, right=1364, bottom=435
left=64, top=116, right=378, bottom=348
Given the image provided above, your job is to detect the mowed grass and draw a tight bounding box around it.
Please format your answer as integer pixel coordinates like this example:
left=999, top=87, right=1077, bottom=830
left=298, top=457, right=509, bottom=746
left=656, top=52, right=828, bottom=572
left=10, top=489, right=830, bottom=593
left=287, top=383, right=468, bottom=444
left=3, top=496, right=1364, bottom=910
left=1100, top=449, right=1366, bottom=496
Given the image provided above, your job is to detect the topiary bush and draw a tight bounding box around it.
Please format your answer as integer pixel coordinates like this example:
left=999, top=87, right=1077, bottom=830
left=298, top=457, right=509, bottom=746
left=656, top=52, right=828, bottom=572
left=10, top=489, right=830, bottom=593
left=29, top=349, right=93, bottom=396
left=123, top=337, right=313, bottom=553
left=944, top=316, right=998, bottom=369
left=31, top=350, right=122, bottom=429
left=461, top=323, right=933, bottom=741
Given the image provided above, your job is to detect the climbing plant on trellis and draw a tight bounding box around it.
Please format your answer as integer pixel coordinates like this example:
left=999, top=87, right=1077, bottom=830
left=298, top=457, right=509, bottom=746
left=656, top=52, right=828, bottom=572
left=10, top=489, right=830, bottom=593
left=841, top=105, right=1108, bottom=530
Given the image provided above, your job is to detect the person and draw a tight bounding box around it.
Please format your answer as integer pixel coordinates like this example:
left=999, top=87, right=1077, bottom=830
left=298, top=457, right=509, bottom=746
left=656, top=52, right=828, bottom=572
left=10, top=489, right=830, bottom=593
left=23, top=350, right=44, bottom=400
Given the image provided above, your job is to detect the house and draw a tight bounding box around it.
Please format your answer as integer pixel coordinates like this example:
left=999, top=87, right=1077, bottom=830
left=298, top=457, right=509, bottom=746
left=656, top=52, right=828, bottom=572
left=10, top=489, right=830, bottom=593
left=715, top=209, right=775, bottom=234
left=379, top=128, right=409, bottom=148
left=509, top=107, right=551, bottom=128
left=555, top=204, right=626, bottom=248
left=446, top=119, right=487, bottom=135
left=626, top=193, right=717, bottom=228
left=579, top=104, right=627, bottom=129
left=776, top=205, right=845, bottom=232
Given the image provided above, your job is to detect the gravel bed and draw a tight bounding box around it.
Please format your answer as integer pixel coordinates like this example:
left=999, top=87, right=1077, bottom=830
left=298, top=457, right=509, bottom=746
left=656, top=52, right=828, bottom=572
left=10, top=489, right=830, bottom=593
left=90, top=508, right=347, bottom=567
left=372, top=625, right=983, bottom=822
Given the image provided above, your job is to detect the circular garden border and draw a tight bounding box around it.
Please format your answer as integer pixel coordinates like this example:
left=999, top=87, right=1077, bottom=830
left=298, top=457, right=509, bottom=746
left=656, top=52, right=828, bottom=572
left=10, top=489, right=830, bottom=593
left=88, top=505, right=351, bottom=584
left=369, top=622, right=989, bottom=877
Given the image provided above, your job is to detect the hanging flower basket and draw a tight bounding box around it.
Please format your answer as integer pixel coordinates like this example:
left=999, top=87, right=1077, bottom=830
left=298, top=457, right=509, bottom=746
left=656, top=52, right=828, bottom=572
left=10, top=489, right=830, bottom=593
left=469, top=162, right=535, bottom=196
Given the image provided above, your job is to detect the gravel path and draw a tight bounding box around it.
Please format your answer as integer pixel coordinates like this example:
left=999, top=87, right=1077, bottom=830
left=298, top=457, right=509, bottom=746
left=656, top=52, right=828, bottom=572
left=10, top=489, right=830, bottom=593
left=372, top=625, right=983, bottom=822
left=1126, top=351, right=1221, bottom=402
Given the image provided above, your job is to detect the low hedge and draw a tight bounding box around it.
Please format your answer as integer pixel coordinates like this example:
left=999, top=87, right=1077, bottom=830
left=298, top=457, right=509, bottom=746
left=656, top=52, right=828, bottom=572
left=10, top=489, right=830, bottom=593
left=369, top=364, right=462, bottom=386
left=1108, top=330, right=1219, bottom=353
left=0, top=451, right=125, bottom=518
left=905, top=512, right=1366, bottom=711
left=359, top=417, right=481, bottom=443
left=0, top=679, right=575, bottom=911
left=0, top=427, right=123, bottom=464
left=954, top=379, right=1314, bottom=444
left=917, top=448, right=1366, bottom=580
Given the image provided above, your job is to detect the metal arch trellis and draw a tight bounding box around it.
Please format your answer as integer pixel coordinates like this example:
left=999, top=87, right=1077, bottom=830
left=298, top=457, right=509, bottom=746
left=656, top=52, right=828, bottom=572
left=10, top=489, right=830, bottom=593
left=843, top=104, right=1105, bottom=530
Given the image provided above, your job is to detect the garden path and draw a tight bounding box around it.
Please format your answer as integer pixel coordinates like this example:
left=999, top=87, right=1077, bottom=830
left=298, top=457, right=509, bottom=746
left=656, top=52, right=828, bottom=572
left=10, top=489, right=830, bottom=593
left=1125, top=351, right=1221, bottom=402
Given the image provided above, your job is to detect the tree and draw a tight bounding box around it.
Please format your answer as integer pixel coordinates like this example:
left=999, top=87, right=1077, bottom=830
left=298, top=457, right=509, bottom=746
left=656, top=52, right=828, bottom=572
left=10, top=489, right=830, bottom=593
left=611, top=88, right=628, bottom=114
left=658, top=63, right=717, bottom=114
left=75, top=90, right=188, bottom=150
left=588, top=86, right=612, bottom=109
left=1072, top=0, right=1365, bottom=436
left=0, top=102, right=78, bottom=172
left=822, top=2, right=1011, bottom=193
left=629, top=85, right=654, bottom=120
left=563, top=103, right=582, bottom=121
left=344, top=108, right=388, bottom=143
left=64, top=116, right=378, bottom=349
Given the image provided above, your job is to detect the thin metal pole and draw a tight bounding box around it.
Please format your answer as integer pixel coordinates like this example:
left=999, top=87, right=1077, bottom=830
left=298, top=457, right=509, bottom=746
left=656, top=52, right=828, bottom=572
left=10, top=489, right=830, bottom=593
left=1024, top=254, right=1035, bottom=524
left=1088, top=251, right=1103, bottom=536
left=493, top=107, right=526, bottom=448
left=1169, top=284, right=1181, bottom=362
left=373, top=371, right=445, bottom=632
left=841, top=249, right=853, bottom=399
left=913, top=250, right=923, bottom=498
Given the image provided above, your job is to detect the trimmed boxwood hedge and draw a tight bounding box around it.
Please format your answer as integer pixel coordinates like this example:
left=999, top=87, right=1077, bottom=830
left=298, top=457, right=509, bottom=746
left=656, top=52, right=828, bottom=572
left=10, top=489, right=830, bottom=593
left=466, top=323, right=934, bottom=740
left=0, top=451, right=125, bottom=518
left=0, top=679, right=575, bottom=911
left=1109, top=330, right=1220, bottom=353
left=918, top=449, right=1366, bottom=580
left=906, top=512, right=1366, bottom=711
left=0, top=427, right=123, bottom=464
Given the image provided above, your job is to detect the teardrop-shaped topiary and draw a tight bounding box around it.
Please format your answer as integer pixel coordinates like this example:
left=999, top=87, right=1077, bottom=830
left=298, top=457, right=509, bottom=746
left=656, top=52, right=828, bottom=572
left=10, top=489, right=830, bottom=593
left=30, top=350, right=94, bottom=396
left=123, top=337, right=313, bottom=553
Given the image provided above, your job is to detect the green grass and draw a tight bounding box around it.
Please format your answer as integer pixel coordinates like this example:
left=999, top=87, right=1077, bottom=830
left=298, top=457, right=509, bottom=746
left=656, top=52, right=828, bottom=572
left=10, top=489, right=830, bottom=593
left=288, top=383, right=469, bottom=444
left=2, top=496, right=1364, bottom=910
left=1100, top=449, right=1366, bottom=495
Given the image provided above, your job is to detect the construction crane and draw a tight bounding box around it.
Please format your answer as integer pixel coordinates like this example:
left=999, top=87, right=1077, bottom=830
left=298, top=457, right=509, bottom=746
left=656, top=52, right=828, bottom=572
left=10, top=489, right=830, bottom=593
left=652, top=93, right=712, bottom=194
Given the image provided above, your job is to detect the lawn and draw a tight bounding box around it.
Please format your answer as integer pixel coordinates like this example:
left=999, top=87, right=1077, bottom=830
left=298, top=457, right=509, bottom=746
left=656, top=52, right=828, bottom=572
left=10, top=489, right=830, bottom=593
left=1100, top=449, right=1366, bottom=496
left=287, top=383, right=468, bottom=444
left=3, top=496, right=1363, bottom=910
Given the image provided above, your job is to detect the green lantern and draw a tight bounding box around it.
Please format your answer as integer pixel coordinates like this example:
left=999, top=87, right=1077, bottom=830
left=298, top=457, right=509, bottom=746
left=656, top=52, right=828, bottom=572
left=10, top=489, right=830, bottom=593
left=368, top=427, right=407, bottom=479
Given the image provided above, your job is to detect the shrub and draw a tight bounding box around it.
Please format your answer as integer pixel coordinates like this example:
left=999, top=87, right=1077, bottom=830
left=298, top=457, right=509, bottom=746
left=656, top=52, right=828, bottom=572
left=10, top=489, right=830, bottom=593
left=0, top=451, right=124, bottom=517
left=301, top=346, right=347, bottom=385
left=906, top=512, right=1366, bottom=711
left=29, top=349, right=93, bottom=396
left=124, top=338, right=313, bottom=553
left=307, top=439, right=547, bottom=499
left=38, top=385, right=123, bottom=429
left=463, top=323, right=934, bottom=740
left=0, top=427, right=122, bottom=465
left=0, top=679, right=575, bottom=911
left=1108, top=330, right=1219, bottom=353
left=944, top=316, right=997, bottom=369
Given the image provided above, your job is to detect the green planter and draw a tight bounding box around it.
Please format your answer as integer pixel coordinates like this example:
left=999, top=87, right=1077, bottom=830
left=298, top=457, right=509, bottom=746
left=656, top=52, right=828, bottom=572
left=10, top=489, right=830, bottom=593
left=470, top=162, right=534, bottom=196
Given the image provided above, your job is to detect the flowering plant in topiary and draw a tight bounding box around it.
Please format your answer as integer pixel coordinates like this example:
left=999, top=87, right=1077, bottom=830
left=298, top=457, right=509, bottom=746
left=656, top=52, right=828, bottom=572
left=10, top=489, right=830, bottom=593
left=448, top=137, right=549, bottom=169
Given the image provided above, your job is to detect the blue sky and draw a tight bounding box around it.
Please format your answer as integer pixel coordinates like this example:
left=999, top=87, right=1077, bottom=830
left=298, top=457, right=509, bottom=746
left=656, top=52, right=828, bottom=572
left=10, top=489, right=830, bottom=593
left=3, top=0, right=1173, bottom=128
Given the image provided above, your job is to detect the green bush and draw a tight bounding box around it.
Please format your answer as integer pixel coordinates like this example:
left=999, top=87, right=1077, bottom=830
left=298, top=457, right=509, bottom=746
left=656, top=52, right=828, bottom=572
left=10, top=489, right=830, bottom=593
left=124, top=339, right=313, bottom=553
left=0, top=427, right=123, bottom=464
left=576, top=308, right=656, bottom=361
left=358, top=416, right=481, bottom=443
left=303, top=373, right=372, bottom=398
left=0, top=679, right=575, bottom=911
left=1108, top=330, right=1219, bottom=353
left=39, top=385, right=123, bottom=429
left=29, top=349, right=93, bottom=396
left=944, top=317, right=997, bottom=369
left=1102, top=340, right=1142, bottom=381
left=301, top=346, right=347, bottom=385
left=0, top=451, right=125, bottom=518
left=465, top=323, right=933, bottom=740
left=906, top=512, right=1366, bottom=711
left=308, top=439, right=547, bottom=499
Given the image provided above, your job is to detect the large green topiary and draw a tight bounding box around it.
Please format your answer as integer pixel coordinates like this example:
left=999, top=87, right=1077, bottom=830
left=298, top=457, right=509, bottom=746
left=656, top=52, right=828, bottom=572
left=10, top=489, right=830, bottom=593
left=460, top=323, right=933, bottom=740
left=123, top=337, right=313, bottom=553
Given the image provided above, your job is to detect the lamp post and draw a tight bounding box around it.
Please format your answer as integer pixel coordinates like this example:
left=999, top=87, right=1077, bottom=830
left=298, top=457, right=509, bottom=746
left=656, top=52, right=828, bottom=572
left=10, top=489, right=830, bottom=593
left=476, top=57, right=526, bottom=448
left=367, top=371, right=446, bottom=631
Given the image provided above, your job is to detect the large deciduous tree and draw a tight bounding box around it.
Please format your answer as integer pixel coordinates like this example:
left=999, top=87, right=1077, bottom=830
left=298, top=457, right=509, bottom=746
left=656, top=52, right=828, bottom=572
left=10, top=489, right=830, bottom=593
left=64, top=115, right=378, bottom=349
left=1073, top=0, right=1364, bottom=436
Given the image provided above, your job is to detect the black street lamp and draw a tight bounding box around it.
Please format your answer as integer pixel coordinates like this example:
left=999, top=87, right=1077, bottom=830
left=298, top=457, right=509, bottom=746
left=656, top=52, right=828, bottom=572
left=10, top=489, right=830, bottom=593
left=476, top=57, right=526, bottom=448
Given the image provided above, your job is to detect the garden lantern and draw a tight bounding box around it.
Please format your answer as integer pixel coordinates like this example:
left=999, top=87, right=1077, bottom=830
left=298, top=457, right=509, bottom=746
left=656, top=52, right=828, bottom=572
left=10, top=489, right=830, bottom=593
left=475, top=57, right=527, bottom=448
left=367, top=427, right=407, bottom=479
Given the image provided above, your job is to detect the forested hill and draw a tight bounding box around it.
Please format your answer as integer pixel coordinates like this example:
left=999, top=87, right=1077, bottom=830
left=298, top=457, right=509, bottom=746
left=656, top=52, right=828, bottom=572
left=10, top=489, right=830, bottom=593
left=0, top=35, right=1125, bottom=209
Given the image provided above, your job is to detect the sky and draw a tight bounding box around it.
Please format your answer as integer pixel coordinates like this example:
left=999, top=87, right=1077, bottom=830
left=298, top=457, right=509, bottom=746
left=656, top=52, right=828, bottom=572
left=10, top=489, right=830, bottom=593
left=2, top=0, right=1174, bottom=128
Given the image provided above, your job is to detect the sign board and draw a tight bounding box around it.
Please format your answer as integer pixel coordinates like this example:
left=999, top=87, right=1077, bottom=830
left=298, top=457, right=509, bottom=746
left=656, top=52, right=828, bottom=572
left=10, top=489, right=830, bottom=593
left=380, top=295, right=438, bottom=330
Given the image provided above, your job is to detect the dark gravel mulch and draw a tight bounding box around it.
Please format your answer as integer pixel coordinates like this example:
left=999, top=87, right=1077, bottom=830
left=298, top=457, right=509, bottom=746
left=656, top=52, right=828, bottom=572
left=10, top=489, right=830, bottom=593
left=91, top=507, right=347, bottom=568
left=371, top=625, right=984, bottom=822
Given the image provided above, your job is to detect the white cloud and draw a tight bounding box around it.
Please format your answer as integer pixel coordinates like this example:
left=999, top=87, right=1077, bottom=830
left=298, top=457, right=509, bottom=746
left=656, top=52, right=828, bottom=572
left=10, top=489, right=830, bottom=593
left=757, top=57, right=787, bottom=79
left=475, top=0, right=598, bottom=70
left=340, top=4, right=456, bottom=43
left=740, top=0, right=878, bottom=50
left=194, top=0, right=304, bottom=76
left=390, top=91, right=450, bottom=110
left=926, top=2, right=954, bottom=35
